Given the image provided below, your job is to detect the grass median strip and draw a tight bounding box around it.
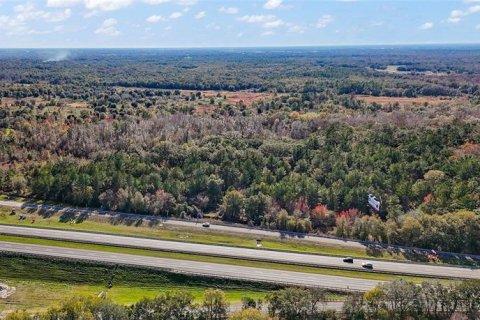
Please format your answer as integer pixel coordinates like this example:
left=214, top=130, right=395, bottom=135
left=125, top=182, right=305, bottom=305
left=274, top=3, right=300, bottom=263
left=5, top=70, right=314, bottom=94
left=0, top=253, right=278, bottom=312
left=0, top=234, right=432, bottom=283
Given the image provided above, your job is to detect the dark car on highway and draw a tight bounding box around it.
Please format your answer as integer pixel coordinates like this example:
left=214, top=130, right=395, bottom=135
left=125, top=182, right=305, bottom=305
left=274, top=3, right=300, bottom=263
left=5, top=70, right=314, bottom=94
left=343, top=257, right=354, bottom=263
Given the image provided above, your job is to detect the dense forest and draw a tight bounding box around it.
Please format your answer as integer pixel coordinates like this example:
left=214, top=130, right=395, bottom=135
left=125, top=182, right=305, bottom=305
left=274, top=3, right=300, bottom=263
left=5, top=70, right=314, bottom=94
left=1, top=46, right=480, bottom=95
left=1, top=47, right=480, bottom=254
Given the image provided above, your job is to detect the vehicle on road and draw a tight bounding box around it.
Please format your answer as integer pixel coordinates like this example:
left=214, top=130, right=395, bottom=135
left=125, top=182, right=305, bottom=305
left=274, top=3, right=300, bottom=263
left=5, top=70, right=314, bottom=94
left=202, top=222, right=210, bottom=228
left=362, top=262, right=373, bottom=269
left=343, top=257, right=354, bottom=263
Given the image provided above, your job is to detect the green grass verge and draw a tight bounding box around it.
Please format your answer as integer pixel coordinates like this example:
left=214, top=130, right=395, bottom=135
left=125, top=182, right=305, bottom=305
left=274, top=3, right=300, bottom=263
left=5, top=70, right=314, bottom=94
left=0, top=234, right=433, bottom=283
left=0, top=253, right=277, bottom=312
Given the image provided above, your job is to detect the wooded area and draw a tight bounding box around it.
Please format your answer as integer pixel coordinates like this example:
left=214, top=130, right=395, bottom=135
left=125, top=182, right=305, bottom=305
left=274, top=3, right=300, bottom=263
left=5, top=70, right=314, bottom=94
left=1, top=47, right=480, bottom=253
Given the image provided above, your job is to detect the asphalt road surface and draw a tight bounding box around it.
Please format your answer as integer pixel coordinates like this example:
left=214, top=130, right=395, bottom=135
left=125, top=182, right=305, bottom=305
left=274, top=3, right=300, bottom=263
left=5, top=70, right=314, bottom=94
left=0, top=225, right=478, bottom=280
left=0, top=241, right=381, bottom=292
left=5, top=199, right=479, bottom=265
left=0, top=200, right=367, bottom=249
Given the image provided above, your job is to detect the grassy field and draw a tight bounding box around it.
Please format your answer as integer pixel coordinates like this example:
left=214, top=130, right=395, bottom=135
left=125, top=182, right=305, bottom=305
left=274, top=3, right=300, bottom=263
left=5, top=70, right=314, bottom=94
left=0, top=205, right=406, bottom=262
left=0, top=253, right=277, bottom=313
left=0, top=234, right=436, bottom=283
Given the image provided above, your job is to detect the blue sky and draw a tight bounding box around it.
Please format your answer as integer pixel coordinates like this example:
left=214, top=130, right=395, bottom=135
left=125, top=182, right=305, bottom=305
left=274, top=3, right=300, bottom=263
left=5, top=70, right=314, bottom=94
left=0, top=0, right=478, bottom=48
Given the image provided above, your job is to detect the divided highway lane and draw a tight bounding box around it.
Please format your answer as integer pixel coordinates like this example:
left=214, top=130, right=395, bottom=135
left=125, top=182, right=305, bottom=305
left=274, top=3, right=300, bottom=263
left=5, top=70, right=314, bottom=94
left=0, top=241, right=381, bottom=292
left=3, top=199, right=479, bottom=265
left=0, top=200, right=366, bottom=249
left=0, top=225, right=479, bottom=280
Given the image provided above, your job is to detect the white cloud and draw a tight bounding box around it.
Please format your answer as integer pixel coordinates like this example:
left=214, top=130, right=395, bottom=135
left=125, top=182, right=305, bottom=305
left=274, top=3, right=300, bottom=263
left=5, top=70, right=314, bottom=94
left=448, top=9, right=464, bottom=23
left=263, top=19, right=284, bottom=29
left=15, top=5, right=72, bottom=23
left=448, top=5, right=480, bottom=23
left=0, top=2, right=72, bottom=35
left=49, top=8, right=71, bottom=22
left=48, top=0, right=196, bottom=11
left=317, top=14, right=335, bottom=28
left=144, top=0, right=197, bottom=5
left=419, top=22, right=433, bottom=30
left=287, top=24, right=306, bottom=33
left=84, top=10, right=98, bottom=17
left=264, top=0, right=282, bottom=10
left=206, top=22, right=220, bottom=30
left=219, top=7, right=238, bottom=14
left=0, top=15, right=27, bottom=35
left=47, top=0, right=81, bottom=7
left=25, top=29, right=54, bottom=35
left=169, top=11, right=182, bottom=19
left=262, top=30, right=274, bottom=36
left=146, top=15, right=166, bottom=23
left=371, top=21, right=385, bottom=27
left=146, top=11, right=185, bottom=23
left=448, top=16, right=461, bottom=23
left=237, top=15, right=276, bottom=23
left=463, top=5, right=480, bottom=15
left=237, top=14, right=291, bottom=31
left=103, top=17, right=117, bottom=26
left=144, top=0, right=170, bottom=4
left=14, top=2, right=35, bottom=13
left=95, top=18, right=120, bottom=36
left=85, top=0, right=133, bottom=11
left=175, top=0, right=197, bottom=5
left=195, top=11, right=206, bottom=19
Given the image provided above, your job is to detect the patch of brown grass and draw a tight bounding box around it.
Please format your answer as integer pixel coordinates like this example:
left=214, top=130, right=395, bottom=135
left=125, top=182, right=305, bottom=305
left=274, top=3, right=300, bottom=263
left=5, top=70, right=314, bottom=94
left=355, top=95, right=463, bottom=106
left=195, top=104, right=216, bottom=114
left=66, top=101, right=88, bottom=108
left=181, top=90, right=277, bottom=106
left=451, top=142, right=480, bottom=159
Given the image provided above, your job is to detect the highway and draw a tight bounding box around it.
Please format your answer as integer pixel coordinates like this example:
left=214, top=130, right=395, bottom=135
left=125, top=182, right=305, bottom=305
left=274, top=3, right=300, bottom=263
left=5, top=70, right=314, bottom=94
left=0, top=241, right=381, bottom=292
left=0, top=225, right=478, bottom=280
left=2, top=199, right=479, bottom=266
left=0, top=199, right=367, bottom=249
left=5, top=199, right=479, bottom=265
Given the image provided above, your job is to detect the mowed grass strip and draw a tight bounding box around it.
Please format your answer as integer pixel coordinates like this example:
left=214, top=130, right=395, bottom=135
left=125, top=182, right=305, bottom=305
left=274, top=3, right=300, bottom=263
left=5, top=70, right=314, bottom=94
left=0, top=206, right=405, bottom=261
left=0, top=234, right=432, bottom=283
left=0, top=253, right=277, bottom=312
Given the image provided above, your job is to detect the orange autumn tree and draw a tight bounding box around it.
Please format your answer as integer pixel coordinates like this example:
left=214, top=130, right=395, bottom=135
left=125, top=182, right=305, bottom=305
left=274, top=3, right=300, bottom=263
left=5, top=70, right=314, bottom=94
left=336, top=208, right=363, bottom=238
